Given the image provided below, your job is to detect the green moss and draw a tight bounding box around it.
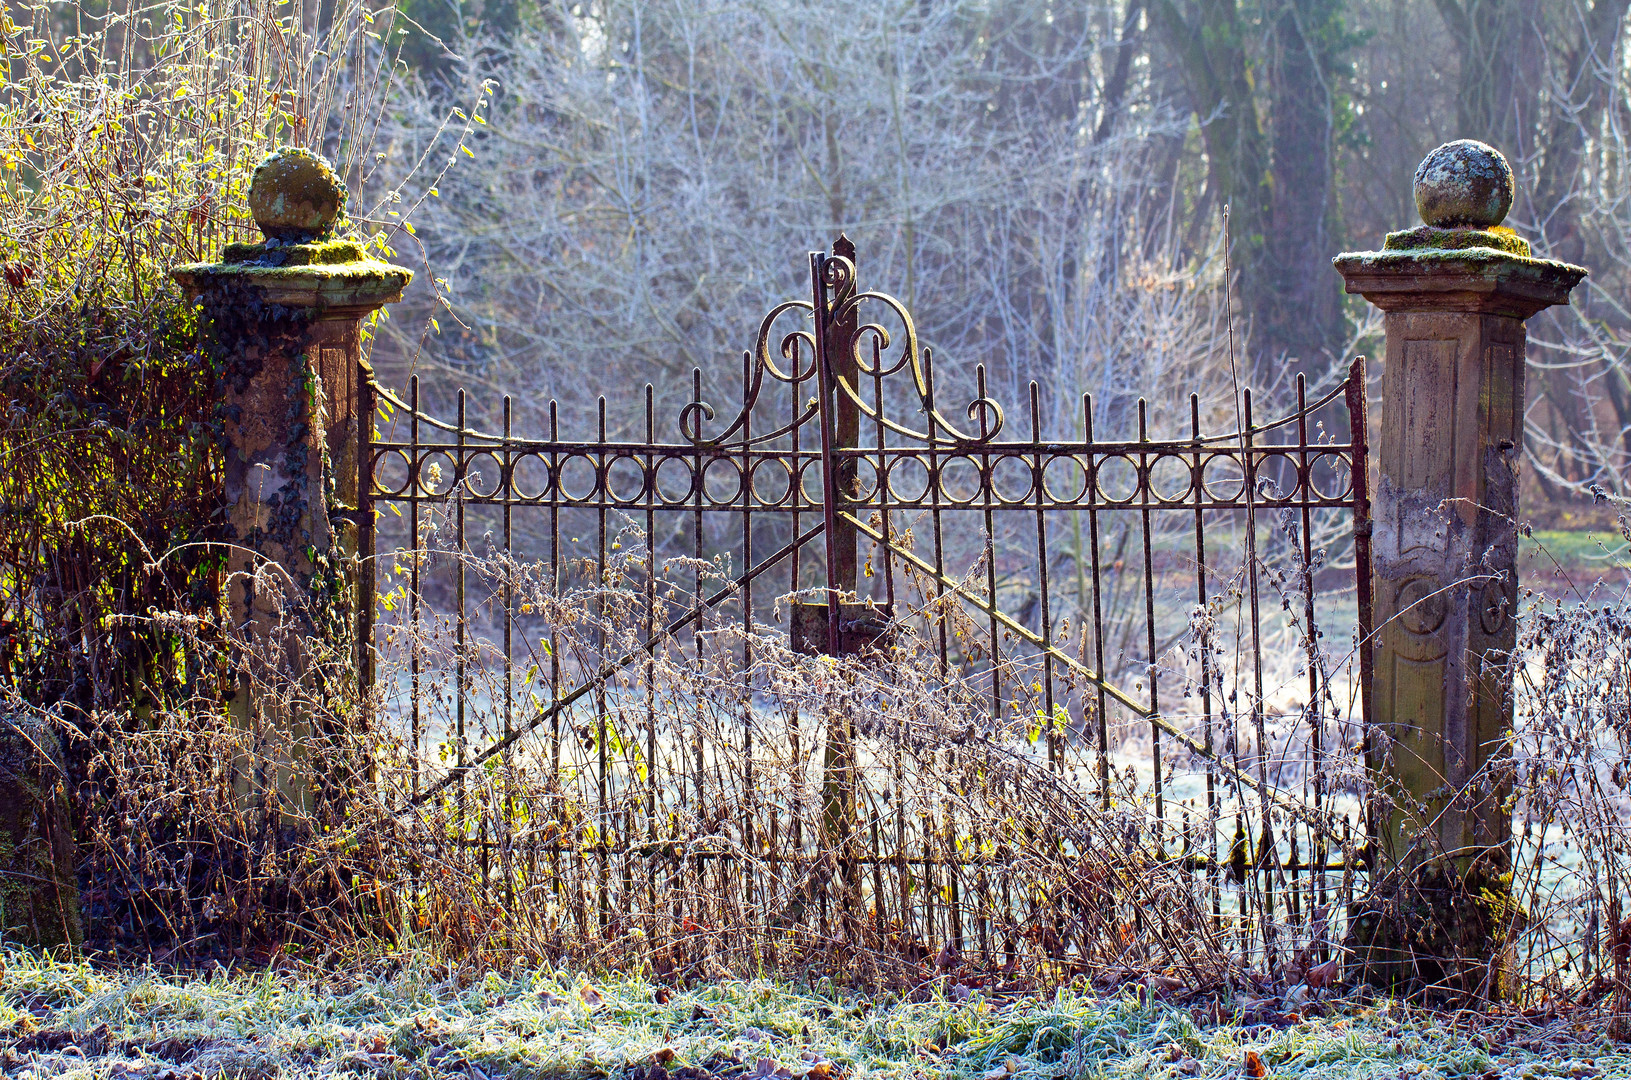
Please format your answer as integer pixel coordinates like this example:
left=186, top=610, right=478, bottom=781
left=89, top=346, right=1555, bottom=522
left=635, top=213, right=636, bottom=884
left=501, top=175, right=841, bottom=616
left=1346, top=851, right=1517, bottom=1001
left=1384, top=225, right=1530, bottom=256
left=222, top=239, right=367, bottom=267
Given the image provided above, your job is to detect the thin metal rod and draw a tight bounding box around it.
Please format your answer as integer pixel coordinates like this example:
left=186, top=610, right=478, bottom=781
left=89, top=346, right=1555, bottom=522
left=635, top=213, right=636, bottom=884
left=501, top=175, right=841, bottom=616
left=1346, top=356, right=1375, bottom=854
left=1138, top=397, right=1164, bottom=828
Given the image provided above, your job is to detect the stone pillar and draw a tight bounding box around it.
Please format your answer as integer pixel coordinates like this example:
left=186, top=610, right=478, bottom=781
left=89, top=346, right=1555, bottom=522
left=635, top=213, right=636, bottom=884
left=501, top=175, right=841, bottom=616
left=171, top=148, right=410, bottom=814
left=1334, top=140, right=1586, bottom=994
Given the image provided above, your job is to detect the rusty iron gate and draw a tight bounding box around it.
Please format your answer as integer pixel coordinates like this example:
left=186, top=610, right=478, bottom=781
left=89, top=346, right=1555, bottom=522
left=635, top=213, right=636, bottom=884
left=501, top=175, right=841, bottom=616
left=362, top=239, right=1374, bottom=965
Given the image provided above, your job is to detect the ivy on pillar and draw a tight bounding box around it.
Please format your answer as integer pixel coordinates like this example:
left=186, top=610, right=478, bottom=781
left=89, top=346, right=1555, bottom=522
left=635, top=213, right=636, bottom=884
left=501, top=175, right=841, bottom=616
left=1334, top=140, right=1586, bottom=996
left=171, top=148, right=410, bottom=818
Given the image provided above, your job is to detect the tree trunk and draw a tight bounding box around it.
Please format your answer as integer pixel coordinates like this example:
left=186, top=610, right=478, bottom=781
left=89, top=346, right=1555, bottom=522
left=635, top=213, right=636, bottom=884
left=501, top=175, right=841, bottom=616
left=1262, top=0, right=1347, bottom=372
left=1150, top=0, right=1274, bottom=377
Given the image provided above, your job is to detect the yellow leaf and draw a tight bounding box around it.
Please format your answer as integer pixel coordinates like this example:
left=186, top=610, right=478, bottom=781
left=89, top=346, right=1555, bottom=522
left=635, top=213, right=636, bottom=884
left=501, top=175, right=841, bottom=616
left=461, top=144, right=474, bottom=158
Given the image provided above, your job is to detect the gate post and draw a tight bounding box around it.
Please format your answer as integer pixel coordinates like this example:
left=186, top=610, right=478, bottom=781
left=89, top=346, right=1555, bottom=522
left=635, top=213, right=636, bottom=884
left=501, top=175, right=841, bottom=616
left=1334, top=140, right=1585, bottom=994
left=171, top=148, right=410, bottom=815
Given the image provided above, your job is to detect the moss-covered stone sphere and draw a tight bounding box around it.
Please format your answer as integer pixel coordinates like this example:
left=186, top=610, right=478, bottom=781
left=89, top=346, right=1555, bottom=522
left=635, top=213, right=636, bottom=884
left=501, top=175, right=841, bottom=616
left=1413, top=140, right=1514, bottom=229
left=248, top=147, right=346, bottom=242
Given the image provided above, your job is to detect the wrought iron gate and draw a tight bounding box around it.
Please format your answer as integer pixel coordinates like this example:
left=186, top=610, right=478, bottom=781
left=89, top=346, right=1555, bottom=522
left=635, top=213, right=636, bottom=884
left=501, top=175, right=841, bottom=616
left=362, top=239, right=1373, bottom=966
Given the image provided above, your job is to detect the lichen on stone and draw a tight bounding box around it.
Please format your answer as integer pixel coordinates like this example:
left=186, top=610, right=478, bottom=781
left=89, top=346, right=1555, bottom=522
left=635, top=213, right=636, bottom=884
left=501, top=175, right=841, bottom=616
left=1333, top=245, right=1587, bottom=283
left=1414, top=140, right=1515, bottom=229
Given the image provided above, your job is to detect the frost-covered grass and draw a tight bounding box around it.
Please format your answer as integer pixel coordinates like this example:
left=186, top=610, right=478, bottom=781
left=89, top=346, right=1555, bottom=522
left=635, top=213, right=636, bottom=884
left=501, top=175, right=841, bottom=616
left=0, top=950, right=1624, bottom=1080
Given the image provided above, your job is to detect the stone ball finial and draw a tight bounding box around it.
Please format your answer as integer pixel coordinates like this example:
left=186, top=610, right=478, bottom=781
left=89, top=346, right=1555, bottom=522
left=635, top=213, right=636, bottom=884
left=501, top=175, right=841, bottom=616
left=248, top=147, right=346, bottom=243
left=1413, top=140, right=1514, bottom=229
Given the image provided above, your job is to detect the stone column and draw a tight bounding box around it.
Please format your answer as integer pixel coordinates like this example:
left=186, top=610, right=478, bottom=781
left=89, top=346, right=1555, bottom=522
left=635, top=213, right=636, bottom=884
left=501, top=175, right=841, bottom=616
left=171, top=148, right=410, bottom=814
left=1334, top=140, right=1585, bottom=993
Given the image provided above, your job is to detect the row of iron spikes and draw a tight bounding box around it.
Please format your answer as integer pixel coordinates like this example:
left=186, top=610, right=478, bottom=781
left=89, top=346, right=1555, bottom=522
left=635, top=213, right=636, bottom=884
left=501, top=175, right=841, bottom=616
left=384, top=360, right=1360, bottom=955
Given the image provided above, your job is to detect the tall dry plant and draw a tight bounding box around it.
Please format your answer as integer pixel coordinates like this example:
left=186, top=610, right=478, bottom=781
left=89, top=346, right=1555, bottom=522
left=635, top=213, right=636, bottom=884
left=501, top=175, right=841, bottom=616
left=69, top=510, right=1267, bottom=983
left=0, top=0, right=493, bottom=717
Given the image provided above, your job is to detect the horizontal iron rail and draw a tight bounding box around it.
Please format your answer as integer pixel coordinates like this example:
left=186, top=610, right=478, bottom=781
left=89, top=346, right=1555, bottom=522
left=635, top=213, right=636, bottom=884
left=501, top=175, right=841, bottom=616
left=371, top=378, right=1356, bottom=452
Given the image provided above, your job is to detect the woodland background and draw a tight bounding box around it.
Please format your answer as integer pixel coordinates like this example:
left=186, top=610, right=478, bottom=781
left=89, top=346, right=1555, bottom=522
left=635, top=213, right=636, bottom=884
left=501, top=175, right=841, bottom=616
left=361, top=0, right=1631, bottom=529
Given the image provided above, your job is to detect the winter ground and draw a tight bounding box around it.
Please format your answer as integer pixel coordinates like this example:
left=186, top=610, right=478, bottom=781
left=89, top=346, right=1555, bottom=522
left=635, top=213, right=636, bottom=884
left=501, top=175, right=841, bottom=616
left=0, top=951, right=1623, bottom=1080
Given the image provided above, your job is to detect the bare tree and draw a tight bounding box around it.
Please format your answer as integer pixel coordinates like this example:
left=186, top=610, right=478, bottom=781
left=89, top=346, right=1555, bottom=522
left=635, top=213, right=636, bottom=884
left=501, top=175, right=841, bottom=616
left=369, top=0, right=1234, bottom=447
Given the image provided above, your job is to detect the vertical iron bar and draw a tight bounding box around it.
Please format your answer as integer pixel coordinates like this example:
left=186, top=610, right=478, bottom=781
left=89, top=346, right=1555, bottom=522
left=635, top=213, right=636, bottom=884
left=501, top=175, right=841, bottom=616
left=830, top=235, right=860, bottom=598
left=691, top=368, right=706, bottom=810
left=1192, top=393, right=1219, bottom=932
left=1346, top=357, right=1375, bottom=863
left=645, top=384, right=659, bottom=920
left=739, top=350, right=755, bottom=920
left=811, top=251, right=843, bottom=655
left=409, top=376, right=421, bottom=805
left=788, top=338, right=804, bottom=899
left=503, top=394, right=514, bottom=907
left=1243, top=389, right=1275, bottom=963
left=978, top=364, right=1001, bottom=727
left=357, top=363, right=376, bottom=733
left=1030, top=383, right=1057, bottom=771
left=1085, top=395, right=1110, bottom=806
left=875, top=338, right=895, bottom=610
left=927, top=348, right=949, bottom=680
left=1138, top=398, right=1163, bottom=829
left=456, top=390, right=475, bottom=883
left=1295, top=373, right=1323, bottom=953
left=549, top=398, right=562, bottom=907
left=925, top=346, right=951, bottom=952
left=597, top=395, right=610, bottom=929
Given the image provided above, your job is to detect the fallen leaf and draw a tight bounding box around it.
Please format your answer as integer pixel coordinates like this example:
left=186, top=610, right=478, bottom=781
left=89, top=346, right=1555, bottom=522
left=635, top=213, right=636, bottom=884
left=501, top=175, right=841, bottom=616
left=655, top=988, right=673, bottom=1005
left=649, top=1047, right=678, bottom=1065
left=740, top=1026, right=768, bottom=1043
left=1244, top=1050, right=1269, bottom=1079
left=580, top=984, right=604, bottom=1007
left=1305, top=958, right=1340, bottom=989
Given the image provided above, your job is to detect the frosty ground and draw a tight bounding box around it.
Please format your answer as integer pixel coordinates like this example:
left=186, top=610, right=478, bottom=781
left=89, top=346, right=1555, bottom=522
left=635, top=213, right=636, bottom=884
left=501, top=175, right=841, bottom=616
left=0, top=951, right=1621, bottom=1080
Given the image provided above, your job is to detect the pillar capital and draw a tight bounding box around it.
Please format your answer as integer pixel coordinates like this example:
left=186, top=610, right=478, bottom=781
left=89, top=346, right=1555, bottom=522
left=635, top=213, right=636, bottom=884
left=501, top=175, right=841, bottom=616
left=170, top=146, right=410, bottom=584
left=1336, top=138, right=1584, bottom=316
left=172, top=146, right=410, bottom=319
